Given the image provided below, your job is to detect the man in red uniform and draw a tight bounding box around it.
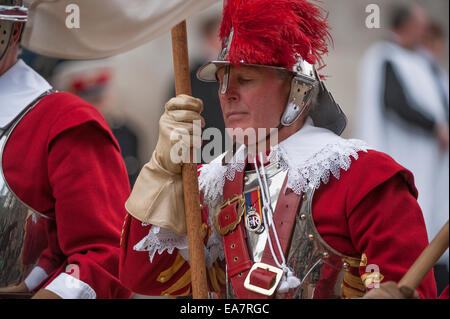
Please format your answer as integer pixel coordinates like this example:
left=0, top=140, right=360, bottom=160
left=0, top=1, right=131, bottom=299
left=119, top=0, right=437, bottom=298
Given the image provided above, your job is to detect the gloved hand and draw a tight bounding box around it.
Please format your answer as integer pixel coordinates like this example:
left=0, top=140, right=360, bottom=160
left=362, top=281, right=419, bottom=299
left=125, top=95, right=204, bottom=236
left=154, top=94, right=204, bottom=174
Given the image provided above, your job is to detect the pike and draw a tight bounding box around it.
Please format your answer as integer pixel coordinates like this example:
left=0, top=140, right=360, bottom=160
left=399, top=221, right=449, bottom=291
left=170, top=21, right=208, bottom=299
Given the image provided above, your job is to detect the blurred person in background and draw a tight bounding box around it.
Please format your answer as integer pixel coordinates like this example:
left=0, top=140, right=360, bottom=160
left=421, top=22, right=449, bottom=118
left=19, top=51, right=142, bottom=187
left=356, top=3, right=449, bottom=294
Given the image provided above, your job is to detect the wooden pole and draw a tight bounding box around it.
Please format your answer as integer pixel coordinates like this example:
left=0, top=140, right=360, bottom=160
left=398, top=221, right=449, bottom=290
left=171, top=21, right=209, bottom=299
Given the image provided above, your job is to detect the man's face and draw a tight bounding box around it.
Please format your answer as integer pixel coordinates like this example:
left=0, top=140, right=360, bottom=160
left=216, top=65, right=291, bottom=137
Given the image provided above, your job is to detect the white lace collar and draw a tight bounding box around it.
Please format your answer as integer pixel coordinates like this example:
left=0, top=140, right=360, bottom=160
left=0, top=59, right=53, bottom=129
left=199, top=118, right=370, bottom=203
left=199, top=143, right=247, bottom=205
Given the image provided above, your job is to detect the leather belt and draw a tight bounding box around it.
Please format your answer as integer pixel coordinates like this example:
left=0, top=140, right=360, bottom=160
left=260, top=183, right=302, bottom=268
left=217, top=166, right=303, bottom=298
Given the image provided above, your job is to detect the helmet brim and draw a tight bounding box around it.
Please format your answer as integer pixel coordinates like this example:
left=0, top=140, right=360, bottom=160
left=196, top=60, right=298, bottom=83
left=0, top=6, right=28, bottom=22
left=196, top=60, right=230, bottom=82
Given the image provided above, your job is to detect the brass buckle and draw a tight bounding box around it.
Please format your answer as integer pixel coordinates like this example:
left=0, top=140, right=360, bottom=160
left=214, top=194, right=245, bottom=236
left=244, top=262, right=284, bottom=296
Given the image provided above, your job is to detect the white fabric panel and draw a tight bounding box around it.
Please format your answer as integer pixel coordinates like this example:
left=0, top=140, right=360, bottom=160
left=0, top=59, right=52, bottom=128
left=22, top=0, right=220, bottom=59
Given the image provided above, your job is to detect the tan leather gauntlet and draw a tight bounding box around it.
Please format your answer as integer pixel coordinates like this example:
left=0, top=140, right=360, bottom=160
left=125, top=95, right=204, bottom=236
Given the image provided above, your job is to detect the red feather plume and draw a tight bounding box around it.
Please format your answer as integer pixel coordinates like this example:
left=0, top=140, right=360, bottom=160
left=219, top=0, right=332, bottom=70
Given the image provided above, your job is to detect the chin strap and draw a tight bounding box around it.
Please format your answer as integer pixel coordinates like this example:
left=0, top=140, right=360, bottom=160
left=220, top=64, right=231, bottom=95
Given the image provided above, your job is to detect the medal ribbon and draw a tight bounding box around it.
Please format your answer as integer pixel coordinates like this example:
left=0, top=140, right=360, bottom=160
left=244, top=189, right=263, bottom=231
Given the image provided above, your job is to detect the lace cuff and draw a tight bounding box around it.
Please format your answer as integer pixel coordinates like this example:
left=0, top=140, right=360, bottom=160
left=134, top=224, right=224, bottom=268
left=134, top=225, right=189, bottom=263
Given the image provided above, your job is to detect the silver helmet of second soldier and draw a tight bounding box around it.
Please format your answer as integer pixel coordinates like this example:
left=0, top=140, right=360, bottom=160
left=0, top=0, right=27, bottom=61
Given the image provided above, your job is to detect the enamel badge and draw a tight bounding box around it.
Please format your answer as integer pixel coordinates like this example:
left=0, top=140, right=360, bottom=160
left=245, top=209, right=264, bottom=233
left=244, top=189, right=264, bottom=234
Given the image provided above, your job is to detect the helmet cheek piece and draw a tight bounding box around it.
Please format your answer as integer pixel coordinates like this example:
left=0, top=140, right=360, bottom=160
left=220, top=64, right=230, bottom=95
left=280, top=58, right=317, bottom=127
left=0, top=0, right=28, bottom=61
left=280, top=73, right=317, bottom=127
left=280, top=57, right=348, bottom=135
left=0, top=20, right=13, bottom=61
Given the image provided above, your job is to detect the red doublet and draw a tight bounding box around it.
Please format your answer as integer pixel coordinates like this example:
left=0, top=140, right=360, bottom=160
left=120, top=150, right=437, bottom=299
left=3, top=92, right=132, bottom=298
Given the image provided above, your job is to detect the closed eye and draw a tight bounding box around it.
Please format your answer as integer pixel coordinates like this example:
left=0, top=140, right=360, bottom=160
left=238, top=77, right=253, bottom=84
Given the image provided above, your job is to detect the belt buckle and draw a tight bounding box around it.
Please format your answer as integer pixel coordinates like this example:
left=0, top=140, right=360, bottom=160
left=218, top=194, right=243, bottom=211
left=244, top=262, right=284, bottom=296
left=215, top=194, right=245, bottom=236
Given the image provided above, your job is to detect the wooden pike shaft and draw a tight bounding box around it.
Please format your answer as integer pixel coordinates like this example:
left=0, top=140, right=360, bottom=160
left=171, top=21, right=209, bottom=299
left=399, top=221, right=449, bottom=290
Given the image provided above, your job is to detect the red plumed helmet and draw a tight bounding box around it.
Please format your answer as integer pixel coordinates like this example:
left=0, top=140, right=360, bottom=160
left=197, top=0, right=332, bottom=81
left=197, top=0, right=348, bottom=136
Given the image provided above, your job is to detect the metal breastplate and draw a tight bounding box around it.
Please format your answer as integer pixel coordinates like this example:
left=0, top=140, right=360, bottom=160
left=209, top=162, right=362, bottom=299
left=0, top=93, right=53, bottom=292
left=286, top=187, right=362, bottom=299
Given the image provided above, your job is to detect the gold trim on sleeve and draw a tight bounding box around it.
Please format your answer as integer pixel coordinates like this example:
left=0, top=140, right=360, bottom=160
left=157, top=253, right=187, bottom=283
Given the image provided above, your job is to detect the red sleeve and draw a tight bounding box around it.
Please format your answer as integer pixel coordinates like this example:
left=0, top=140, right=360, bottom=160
left=33, top=219, right=63, bottom=277
left=41, top=120, right=132, bottom=299
left=119, top=167, right=202, bottom=296
left=344, top=152, right=437, bottom=299
left=119, top=215, right=192, bottom=296
left=120, top=162, right=194, bottom=296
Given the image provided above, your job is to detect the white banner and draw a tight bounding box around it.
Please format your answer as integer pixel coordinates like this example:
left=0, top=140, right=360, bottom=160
left=22, top=0, right=219, bottom=59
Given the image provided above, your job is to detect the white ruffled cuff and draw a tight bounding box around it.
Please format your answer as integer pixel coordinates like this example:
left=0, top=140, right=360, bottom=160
left=24, top=266, right=48, bottom=291
left=45, top=273, right=96, bottom=299
left=134, top=224, right=224, bottom=268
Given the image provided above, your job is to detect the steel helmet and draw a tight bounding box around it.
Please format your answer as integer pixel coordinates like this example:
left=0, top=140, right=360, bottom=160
left=0, top=0, right=27, bottom=60
left=197, top=0, right=347, bottom=135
